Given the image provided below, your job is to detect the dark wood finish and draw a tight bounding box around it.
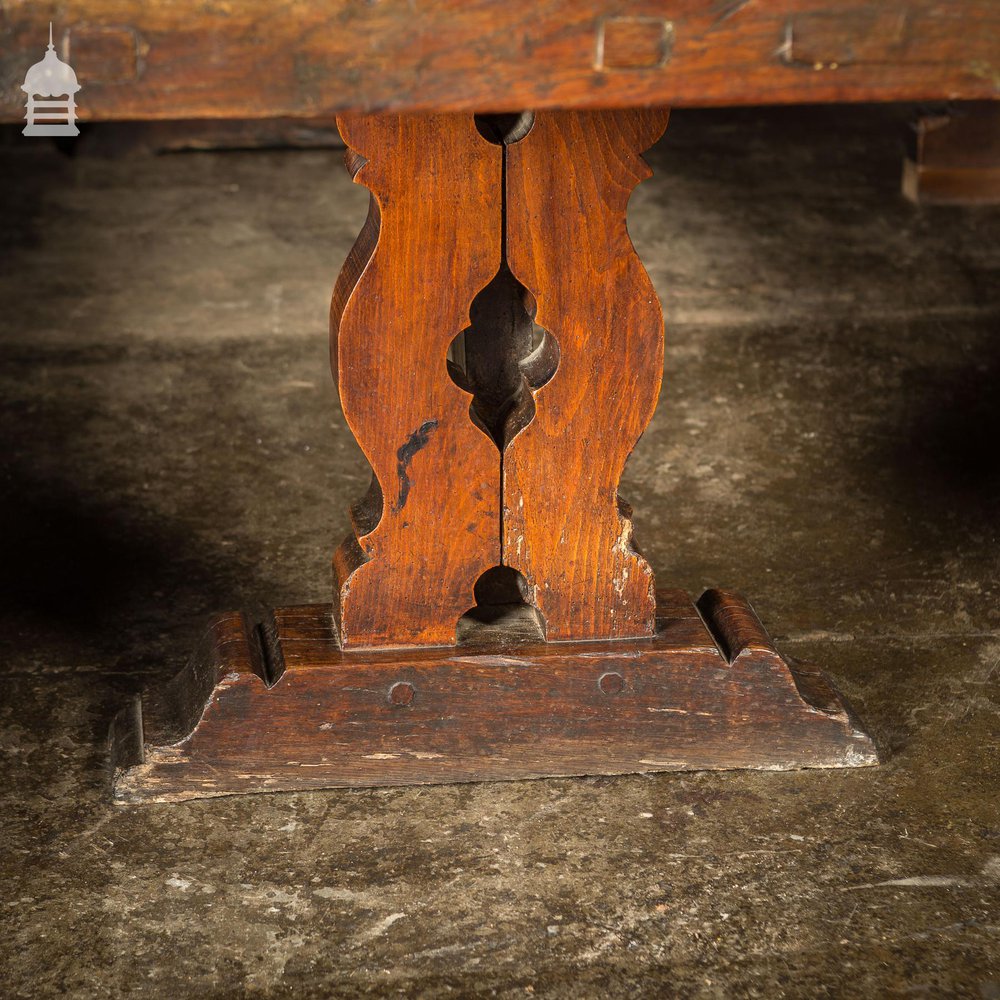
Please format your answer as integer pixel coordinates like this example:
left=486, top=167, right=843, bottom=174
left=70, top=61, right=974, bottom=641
left=331, top=114, right=502, bottom=648
left=504, top=109, right=668, bottom=641
left=110, top=589, right=878, bottom=803
left=76, top=117, right=342, bottom=156
left=903, top=101, right=1000, bottom=204
left=3, top=2, right=997, bottom=123
left=109, top=104, right=880, bottom=799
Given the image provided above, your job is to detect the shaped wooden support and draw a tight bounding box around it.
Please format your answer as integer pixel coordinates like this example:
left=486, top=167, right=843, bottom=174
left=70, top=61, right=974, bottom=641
left=110, top=109, right=878, bottom=803
left=330, top=114, right=504, bottom=648
left=502, top=109, right=667, bottom=641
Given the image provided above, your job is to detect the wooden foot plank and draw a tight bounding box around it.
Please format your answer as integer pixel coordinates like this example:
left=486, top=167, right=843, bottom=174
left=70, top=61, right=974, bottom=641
left=110, top=590, right=877, bottom=803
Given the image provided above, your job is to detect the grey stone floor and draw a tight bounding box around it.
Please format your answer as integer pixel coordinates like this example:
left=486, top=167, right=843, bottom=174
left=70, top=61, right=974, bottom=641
left=1, top=105, right=998, bottom=998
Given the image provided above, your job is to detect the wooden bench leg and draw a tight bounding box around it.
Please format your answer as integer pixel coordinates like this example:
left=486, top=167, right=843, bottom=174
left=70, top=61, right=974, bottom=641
left=903, top=102, right=1000, bottom=205
left=110, top=109, right=878, bottom=803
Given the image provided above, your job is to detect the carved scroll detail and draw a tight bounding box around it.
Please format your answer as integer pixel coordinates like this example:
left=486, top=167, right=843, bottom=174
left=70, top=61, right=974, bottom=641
left=502, top=109, right=670, bottom=640
left=331, top=114, right=503, bottom=648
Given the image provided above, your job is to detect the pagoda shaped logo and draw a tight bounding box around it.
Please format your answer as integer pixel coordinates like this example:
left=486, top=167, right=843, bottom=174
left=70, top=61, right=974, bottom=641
left=21, top=24, right=81, bottom=136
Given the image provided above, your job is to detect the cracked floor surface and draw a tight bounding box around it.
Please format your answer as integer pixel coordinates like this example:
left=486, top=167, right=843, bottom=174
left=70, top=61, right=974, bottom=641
left=1, top=105, right=999, bottom=998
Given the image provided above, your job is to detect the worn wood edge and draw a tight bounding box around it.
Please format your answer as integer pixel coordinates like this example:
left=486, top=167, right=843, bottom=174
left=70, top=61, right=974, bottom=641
left=107, top=693, right=143, bottom=776
left=328, top=129, right=380, bottom=593
left=110, top=591, right=878, bottom=804
left=115, top=719, right=879, bottom=805
left=327, top=124, right=382, bottom=632
left=108, top=611, right=273, bottom=794
left=784, top=660, right=880, bottom=768
left=902, top=158, right=1000, bottom=203
left=696, top=587, right=878, bottom=766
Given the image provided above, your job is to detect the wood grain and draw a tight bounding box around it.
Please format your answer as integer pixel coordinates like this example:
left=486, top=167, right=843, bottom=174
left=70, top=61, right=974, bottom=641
left=330, top=114, right=502, bottom=648
left=331, top=109, right=668, bottom=645
left=2, top=1, right=997, bottom=123
left=503, top=109, right=670, bottom=641
left=110, top=589, right=878, bottom=802
left=903, top=101, right=1000, bottom=204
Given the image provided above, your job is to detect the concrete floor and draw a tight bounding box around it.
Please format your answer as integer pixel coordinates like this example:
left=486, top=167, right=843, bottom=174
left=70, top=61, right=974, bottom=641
left=1, top=105, right=998, bottom=997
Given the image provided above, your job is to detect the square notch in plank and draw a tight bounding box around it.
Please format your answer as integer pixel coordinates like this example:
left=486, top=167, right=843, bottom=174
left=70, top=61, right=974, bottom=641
left=596, top=16, right=674, bottom=72
left=66, top=26, right=143, bottom=84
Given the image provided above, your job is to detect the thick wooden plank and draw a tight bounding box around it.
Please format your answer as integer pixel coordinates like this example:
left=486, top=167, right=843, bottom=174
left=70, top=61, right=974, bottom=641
left=330, top=114, right=503, bottom=648
left=3, top=1, right=998, bottom=123
left=110, top=589, right=878, bottom=802
left=503, top=109, right=669, bottom=641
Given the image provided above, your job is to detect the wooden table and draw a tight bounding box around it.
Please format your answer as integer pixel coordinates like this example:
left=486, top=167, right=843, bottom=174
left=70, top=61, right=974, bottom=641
left=6, top=4, right=997, bottom=801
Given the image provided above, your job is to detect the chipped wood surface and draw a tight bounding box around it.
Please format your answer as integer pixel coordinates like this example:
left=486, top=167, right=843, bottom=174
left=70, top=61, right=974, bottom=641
left=503, top=109, right=669, bottom=641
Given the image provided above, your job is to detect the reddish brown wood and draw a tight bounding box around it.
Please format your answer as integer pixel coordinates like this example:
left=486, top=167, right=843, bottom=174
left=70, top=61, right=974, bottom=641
left=503, top=109, right=669, bottom=641
left=109, top=105, right=881, bottom=799
left=331, top=114, right=502, bottom=648
left=331, top=110, right=667, bottom=646
left=903, top=102, right=1000, bottom=204
left=2, top=1, right=997, bottom=123
left=110, top=589, right=878, bottom=803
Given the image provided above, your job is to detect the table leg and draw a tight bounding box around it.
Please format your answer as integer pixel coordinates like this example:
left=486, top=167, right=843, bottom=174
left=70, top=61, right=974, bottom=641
left=110, top=109, right=877, bottom=803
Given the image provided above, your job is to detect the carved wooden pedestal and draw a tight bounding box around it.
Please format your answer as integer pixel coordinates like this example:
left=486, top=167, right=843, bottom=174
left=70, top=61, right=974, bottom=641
left=111, top=109, right=877, bottom=803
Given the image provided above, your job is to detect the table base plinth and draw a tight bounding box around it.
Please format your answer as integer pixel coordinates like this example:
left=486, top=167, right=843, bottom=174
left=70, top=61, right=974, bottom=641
left=111, top=588, right=877, bottom=803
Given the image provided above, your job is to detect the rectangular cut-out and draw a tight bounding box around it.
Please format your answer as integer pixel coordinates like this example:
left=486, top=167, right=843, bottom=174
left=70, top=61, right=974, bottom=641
left=783, top=11, right=910, bottom=67
left=67, top=26, right=141, bottom=83
left=597, top=16, right=674, bottom=71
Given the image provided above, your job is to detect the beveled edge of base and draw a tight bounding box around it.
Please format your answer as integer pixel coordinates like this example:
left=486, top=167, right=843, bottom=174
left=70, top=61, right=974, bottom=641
left=109, top=588, right=879, bottom=803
